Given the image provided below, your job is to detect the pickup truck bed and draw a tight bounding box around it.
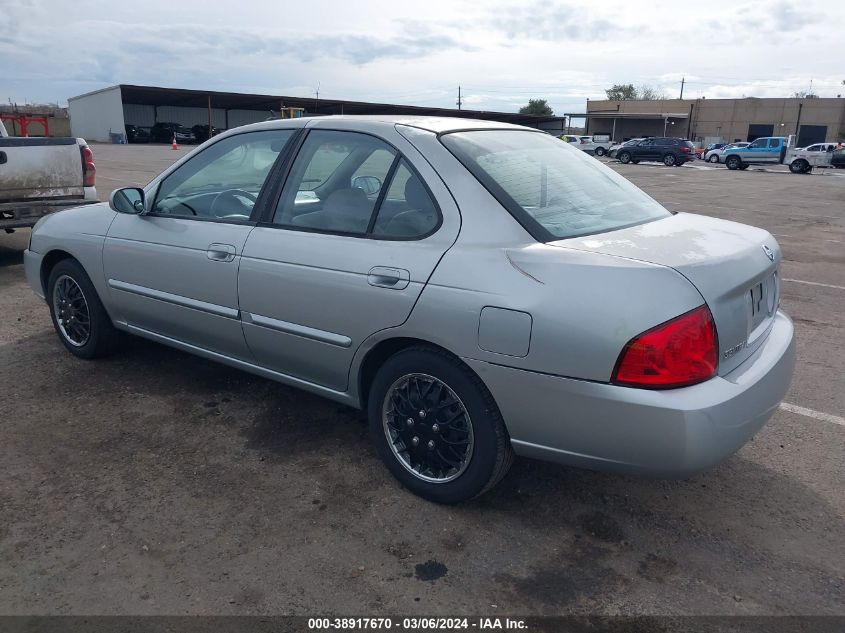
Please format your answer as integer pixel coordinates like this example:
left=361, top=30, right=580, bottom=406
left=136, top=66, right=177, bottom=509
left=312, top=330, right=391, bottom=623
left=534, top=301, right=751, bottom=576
left=0, top=136, right=97, bottom=230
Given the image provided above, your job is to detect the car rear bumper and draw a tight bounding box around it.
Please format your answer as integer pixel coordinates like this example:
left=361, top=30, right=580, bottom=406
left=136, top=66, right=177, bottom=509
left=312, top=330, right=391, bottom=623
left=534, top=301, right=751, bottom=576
left=465, top=310, right=795, bottom=477
left=0, top=196, right=97, bottom=230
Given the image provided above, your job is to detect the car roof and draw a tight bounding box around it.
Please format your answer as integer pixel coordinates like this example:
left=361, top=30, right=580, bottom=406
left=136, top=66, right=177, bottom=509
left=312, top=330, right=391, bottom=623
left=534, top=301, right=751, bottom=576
left=225, top=115, right=533, bottom=135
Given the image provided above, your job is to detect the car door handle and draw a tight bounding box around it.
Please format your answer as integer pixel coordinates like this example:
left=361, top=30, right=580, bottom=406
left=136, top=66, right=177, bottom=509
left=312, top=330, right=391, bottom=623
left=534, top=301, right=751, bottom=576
left=367, top=266, right=410, bottom=290
left=206, top=243, right=236, bottom=262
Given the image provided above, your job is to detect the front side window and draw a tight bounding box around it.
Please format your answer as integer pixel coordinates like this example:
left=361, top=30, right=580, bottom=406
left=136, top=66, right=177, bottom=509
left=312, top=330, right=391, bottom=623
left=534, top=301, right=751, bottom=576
left=749, top=138, right=767, bottom=148
left=441, top=130, right=671, bottom=241
left=274, top=130, right=439, bottom=239
left=152, top=130, right=294, bottom=220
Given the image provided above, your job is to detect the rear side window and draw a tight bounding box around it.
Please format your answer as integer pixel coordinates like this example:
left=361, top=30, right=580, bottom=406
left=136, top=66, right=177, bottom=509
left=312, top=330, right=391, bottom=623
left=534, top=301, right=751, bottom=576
left=768, top=138, right=780, bottom=148
left=273, top=130, right=440, bottom=239
left=275, top=130, right=395, bottom=233
left=442, top=130, right=670, bottom=241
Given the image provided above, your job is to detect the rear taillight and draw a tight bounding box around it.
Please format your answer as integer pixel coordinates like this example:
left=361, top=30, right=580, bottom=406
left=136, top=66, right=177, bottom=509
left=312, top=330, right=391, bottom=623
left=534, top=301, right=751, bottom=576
left=680, top=146, right=691, bottom=154
left=81, top=145, right=96, bottom=187
left=612, top=305, right=718, bottom=389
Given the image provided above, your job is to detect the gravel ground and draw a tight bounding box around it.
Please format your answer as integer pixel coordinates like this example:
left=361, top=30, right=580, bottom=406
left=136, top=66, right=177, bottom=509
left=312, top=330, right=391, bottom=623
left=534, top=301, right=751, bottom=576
left=0, top=144, right=842, bottom=616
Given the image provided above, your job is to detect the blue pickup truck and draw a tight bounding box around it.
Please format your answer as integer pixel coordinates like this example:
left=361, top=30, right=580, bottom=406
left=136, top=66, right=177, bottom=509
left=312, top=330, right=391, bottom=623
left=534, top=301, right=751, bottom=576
left=722, top=137, right=788, bottom=170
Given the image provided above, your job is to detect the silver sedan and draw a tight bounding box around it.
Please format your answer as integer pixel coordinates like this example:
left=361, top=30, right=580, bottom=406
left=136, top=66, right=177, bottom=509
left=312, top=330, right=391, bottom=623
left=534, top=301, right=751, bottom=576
left=24, top=116, right=795, bottom=503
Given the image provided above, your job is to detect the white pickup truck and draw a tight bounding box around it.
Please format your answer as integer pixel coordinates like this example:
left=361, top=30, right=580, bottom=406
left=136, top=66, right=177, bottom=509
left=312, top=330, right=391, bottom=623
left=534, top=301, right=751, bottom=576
left=0, top=122, right=97, bottom=232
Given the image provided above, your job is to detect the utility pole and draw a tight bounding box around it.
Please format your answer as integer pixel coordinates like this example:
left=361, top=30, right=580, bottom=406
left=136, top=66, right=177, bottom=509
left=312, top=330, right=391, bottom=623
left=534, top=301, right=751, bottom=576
left=679, top=77, right=685, bottom=99
left=456, top=86, right=462, bottom=110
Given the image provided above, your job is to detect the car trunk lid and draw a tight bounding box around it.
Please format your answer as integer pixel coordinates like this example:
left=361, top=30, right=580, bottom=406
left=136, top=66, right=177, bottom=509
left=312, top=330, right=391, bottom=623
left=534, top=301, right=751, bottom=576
left=549, top=213, right=781, bottom=375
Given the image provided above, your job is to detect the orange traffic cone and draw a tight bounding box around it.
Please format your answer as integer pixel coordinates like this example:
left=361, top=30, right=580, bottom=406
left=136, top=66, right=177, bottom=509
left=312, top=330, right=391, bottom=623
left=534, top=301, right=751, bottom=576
left=171, top=135, right=178, bottom=150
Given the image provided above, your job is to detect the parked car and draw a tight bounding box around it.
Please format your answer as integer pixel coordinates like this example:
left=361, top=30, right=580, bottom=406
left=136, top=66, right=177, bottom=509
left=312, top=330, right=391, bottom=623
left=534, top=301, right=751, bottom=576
left=798, top=142, right=838, bottom=153
left=617, top=137, right=697, bottom=166
left=560, top=134, right=614, bottom=156
left=0, top=121, right=97, bottom=232
left=784, top=144, right=845, bottom=173
left=723, top=137, right=788, bottom=170
left=583, top=135, right=613, bottom=156
left=191, top=124, right=219, bottom=143
left=150, top=122, right=196, bottom=144
left=124, top=124, right=150, bottom=144
left=23, top=116, right=795, bottom=503
left=698, top=142, right=725, bottom=159
left=704, top=142, right=749, bottom=163
left=608, top=138, right=645, bottom=159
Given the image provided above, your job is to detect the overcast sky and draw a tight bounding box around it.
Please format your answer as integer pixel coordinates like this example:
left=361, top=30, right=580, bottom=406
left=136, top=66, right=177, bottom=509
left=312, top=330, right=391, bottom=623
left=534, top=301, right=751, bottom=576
left=4, top=0, right=844, bottom=115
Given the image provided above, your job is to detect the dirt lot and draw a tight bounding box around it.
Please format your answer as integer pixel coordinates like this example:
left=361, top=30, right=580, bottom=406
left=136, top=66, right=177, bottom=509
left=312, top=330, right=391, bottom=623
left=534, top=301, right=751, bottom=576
left=1, top=144, right=843, bottom=616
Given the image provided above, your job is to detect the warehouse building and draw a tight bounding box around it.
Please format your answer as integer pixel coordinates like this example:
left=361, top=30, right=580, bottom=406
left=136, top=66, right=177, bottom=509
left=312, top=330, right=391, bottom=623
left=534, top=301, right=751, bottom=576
left=68, top=84, right=565, bottom=142
left=577, top=97, right=845, bottom=146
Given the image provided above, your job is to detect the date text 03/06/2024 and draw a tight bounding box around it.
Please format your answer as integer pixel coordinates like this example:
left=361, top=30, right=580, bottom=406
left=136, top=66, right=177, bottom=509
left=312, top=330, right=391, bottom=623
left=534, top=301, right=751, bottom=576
left=307, top=617, right=528, bottom=630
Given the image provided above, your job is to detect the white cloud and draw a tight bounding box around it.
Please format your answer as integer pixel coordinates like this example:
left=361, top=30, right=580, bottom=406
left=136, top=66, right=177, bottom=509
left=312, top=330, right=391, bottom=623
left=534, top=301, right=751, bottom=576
left=2, top=0, right=843, bottom=113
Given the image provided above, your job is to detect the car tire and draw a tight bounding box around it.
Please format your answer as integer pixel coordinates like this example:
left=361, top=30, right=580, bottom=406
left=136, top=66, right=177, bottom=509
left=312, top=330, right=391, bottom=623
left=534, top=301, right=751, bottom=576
left=367, top=346, right=514, bottom=504
left=595, top=146, right=606, bottom=157
left=790, top=160, right=809, bottom=174
left=708, top=154, right=720, bottom=163
left=725, top=156, right=742, bottom=170
left=618, top=151, right=632, bottom=164
left=663, top=154, right=677, bottom=167
left=47, top=258, right=122, bottom=359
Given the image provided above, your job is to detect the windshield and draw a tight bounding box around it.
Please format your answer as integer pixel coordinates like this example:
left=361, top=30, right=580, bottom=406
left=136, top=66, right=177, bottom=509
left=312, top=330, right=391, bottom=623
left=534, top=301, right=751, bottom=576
left=441, top=130, right=671, bottom=241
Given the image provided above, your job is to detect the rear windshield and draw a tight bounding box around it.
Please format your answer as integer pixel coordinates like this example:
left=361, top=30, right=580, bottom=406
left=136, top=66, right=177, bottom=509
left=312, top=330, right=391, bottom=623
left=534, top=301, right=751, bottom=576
left=441, top=130, right=671, bottom=241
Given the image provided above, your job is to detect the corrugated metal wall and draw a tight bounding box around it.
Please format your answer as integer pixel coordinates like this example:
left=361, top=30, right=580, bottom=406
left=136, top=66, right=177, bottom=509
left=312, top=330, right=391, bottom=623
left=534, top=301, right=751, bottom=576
left=122, top=104, right=269, bottom=131
left=122, top=104, right=155, bottom=127
left=226, top=110, right=270, bottom=128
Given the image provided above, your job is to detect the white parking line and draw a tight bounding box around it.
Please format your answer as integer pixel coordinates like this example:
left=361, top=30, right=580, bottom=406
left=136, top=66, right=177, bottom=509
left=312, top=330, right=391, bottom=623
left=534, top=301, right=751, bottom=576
left=780, top=403, right=845, bottom=426
left=782, top=278, right=845, bottom=291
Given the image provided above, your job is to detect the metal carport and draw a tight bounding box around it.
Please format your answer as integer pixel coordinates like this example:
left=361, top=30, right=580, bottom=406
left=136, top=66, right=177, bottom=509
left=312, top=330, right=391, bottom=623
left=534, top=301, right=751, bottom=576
left=69, top=84, right=567, bottom=142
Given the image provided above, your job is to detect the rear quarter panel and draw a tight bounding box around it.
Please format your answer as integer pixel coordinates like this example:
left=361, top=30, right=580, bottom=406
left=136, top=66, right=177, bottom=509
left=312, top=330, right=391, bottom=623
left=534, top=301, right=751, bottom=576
left=394, top=242, right=705, bottom=382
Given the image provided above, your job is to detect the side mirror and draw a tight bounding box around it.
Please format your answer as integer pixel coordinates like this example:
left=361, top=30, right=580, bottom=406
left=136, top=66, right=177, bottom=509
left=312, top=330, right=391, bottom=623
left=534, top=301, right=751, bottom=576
left=109, top=187, right=146, bottom=214
left=352, top=175, right=382, bottom=196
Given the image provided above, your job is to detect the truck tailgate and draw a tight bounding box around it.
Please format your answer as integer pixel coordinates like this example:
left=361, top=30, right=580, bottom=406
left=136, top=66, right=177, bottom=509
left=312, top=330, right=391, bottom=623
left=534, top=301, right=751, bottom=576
left=0, top=137, right=84, bottom=202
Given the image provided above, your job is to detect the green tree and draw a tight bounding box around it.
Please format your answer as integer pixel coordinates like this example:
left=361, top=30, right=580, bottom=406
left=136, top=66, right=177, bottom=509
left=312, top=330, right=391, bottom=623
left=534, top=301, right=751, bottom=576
left=605, top=83, right=638, bottom=100
left=638, top=84, right=667, bottom=100
left=519, top=99, right=554, bottom=116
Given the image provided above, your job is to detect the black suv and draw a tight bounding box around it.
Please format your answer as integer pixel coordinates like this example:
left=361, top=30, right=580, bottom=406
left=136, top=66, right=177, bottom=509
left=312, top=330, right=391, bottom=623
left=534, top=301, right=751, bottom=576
left=617, top=137, right=696, bottom=166
left=150, top=122, right=196, bottom=144
left=191, top=124, right=219, bottom=143
left=124, top=124, right=150, bottom=143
